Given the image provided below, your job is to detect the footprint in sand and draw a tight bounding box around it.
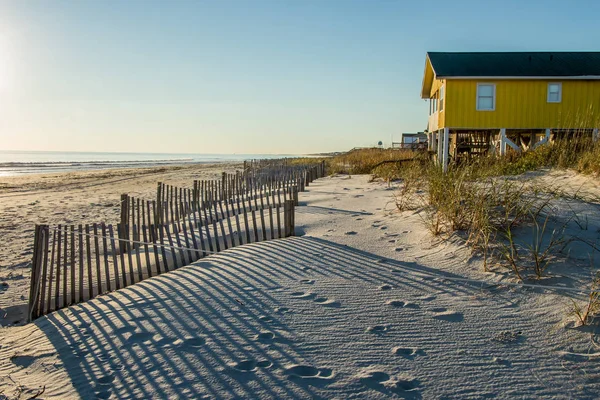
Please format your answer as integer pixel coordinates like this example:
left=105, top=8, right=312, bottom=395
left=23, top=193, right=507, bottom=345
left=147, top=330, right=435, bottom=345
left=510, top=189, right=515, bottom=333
left=345, top=231, right=358, bottom=235
left=284, top=365, right=335, bottom=380
left=255, top=330, right=276, bottom=342
left=431, top=308, right=464, bottom=322
left=379, top=226, right=388, bottom=230
left=275, top=307, right=291, bottom=314
left=366, top=324, right=391, bottom=334
left=388, top=239, right=396, bottom=243
left=392, top=347, right=425, bottom=358
left=313, top=297, right=341, bottom=307
left=291, top=291, right=316, bottom=300
left=10, top=355, right=52, bottom=368
left=395, top=247, right=404, bottom=252
left=258, top=315, right=274, bottom=322
left=357, top=370, right=420, bottom=395
left=386, top=300, right=420, bottom=309
left=379, top=284, right=393, bottom=291
left=120, top=331, right=157, bottom=349
left=299, top=279, right=315, bottom=285
left=96, top=352, right=113, bottom=363
left=229, top=359, right=273, bottom=372
left=356, top=217, right=363, bottom=221
left=96, top=374, right=115, bottom=385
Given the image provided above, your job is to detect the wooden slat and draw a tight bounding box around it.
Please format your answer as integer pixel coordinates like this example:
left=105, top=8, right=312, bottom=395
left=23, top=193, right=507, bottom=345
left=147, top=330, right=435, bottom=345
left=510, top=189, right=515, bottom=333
left=108, top=224, right=121, bottom=290
left=93, top=224, right=103, bottom=296
left=85, top=225, right=93, bottom=300
left=143, top=202, right=153, bottom=278
left=136, top=197, right=141, bottom=251
left=172, top=214, right=187, bottom=266
left=150, top=224, right=162, bottom=275
left=133, top=224, right=143, bottom=282
left=220, top=198, right=233, bottom=248
left=181, top=203, right=194, bottom=262
left=248, top=192, right=258, bottom=242
left=44, top=229, right=57, bottom=315
left=164, top=224, right=179, bottom=270
left=125, top=224, right=135, bottom=285
left=157, top=224, right=168, bottom=272
left=258, top=189, right=267, bottom=240
left=210, top=198, right=220, bottom=252
left=78, top=224, right=84, bottom=303
left=196, top=207, right=209, bottom=257
left=101, top=223, right=111, bottom=292
left=233, top=197, right=243, bottom=247
left=188, top=219, right=201, bottom=260
left=117, top=223, right=128, bottom=288
left=62, top=225, right=68, bottom=308
left=28, top=225, right=46, bottom=319
left=265, top=187, right=275, bottom=240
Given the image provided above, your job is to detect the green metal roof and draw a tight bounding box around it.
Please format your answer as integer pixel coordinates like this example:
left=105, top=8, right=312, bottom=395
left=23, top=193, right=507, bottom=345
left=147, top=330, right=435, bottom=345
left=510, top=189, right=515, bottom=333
left=427, top=52, right=600, bottom=78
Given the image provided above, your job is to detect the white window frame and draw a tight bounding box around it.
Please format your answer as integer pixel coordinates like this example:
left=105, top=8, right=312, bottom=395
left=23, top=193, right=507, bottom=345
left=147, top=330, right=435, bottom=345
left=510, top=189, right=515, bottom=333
left=476, top=83, right=496, bottom=111
left=439, top=85, right=445, bottom=111
left=547, top=82, right=562, bottom=103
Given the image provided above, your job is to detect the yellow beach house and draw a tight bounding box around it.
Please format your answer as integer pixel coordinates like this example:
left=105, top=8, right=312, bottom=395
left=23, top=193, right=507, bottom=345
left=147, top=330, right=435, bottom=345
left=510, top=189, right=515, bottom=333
left=421, top=52, right=600, bottom=170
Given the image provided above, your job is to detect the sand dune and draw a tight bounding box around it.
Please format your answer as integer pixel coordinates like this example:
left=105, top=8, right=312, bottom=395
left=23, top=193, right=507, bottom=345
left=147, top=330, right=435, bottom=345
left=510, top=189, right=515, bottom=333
left=1, top=174, right=599, bottom=399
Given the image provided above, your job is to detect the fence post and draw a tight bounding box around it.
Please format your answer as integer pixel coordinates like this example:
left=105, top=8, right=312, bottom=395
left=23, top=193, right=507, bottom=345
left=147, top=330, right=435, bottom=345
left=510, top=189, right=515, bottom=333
left=283, top=199, right=296, bottom=237
left=193, top=180, right=198, bottom=211
left=28, top=225, right=48, bottom=321
left=283, top=200, right=290, bottom=237
left=119, top=194, right=129, bottom=253
left=156, top=182, right=163, bottom=225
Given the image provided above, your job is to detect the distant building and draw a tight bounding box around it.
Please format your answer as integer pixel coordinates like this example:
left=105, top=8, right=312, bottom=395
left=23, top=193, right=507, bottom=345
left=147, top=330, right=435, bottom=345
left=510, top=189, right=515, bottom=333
left=392, top=132, right=427, bottom=149
left=421, top=51, right=600, bottom=170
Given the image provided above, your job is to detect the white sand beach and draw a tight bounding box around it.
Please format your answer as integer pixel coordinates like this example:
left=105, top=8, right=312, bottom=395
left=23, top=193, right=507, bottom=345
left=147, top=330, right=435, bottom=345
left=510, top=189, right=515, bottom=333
left=0, top=163, right=241, bottom=327
left=1, top=173, right=600, bottom=399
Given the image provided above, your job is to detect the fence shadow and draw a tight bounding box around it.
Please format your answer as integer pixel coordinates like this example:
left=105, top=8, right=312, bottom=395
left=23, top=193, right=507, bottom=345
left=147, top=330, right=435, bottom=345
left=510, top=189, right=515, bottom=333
left=35, top=236, right=486, bottom=399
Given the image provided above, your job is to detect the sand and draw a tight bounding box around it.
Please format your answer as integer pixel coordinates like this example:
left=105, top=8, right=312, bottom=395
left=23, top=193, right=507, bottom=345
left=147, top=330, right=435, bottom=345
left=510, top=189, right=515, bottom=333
left=0, top=163, right=242, bottom=326
left=1, top=171, right=600, bottom=399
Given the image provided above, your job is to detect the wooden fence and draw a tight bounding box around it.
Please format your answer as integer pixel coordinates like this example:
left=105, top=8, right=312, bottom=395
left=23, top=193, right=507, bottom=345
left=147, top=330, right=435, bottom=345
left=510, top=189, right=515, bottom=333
left=27, top=160, right=325, bottom=321
left=117, top=163, right=325, bottom=244
left=28, top=200, right=295, bottom=320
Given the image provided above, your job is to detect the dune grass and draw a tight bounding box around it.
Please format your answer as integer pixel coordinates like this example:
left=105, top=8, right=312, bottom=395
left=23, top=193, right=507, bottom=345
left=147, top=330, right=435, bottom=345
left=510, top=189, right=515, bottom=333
left=290, top=148, right=419, bottom=178
left=394, top=138, right=599, bottom=275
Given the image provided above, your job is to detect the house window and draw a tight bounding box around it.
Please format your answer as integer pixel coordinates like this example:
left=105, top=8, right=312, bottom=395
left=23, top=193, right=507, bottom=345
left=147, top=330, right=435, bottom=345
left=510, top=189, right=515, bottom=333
left=433, top=93, right=437, bottom=113
left=476, top=83, right=495, bottom=111
left=439, top=85, right=445, bottom=111
left=547, top=83, right=562, bottom=103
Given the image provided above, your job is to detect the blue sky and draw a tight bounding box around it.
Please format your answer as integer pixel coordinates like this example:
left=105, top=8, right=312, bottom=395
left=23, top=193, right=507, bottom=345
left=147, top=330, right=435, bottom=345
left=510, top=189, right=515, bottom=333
left=1, top=0, right=599, bottom=154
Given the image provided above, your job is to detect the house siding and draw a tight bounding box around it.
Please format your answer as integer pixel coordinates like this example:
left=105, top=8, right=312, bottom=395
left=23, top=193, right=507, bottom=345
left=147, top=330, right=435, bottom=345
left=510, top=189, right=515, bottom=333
left=444, top=79, right=600, bottom=129
left=428, top=79, right=445, bottom=130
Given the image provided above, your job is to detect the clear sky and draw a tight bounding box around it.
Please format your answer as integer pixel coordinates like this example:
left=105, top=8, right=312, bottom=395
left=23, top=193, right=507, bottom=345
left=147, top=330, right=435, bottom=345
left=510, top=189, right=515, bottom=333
left=1, top=0, right=599, bottom=154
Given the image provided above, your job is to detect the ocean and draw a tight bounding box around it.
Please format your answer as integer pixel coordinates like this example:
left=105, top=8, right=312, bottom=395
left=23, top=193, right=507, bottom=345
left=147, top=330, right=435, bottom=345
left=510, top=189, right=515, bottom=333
left=0, top=150, right=295, bottom=177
